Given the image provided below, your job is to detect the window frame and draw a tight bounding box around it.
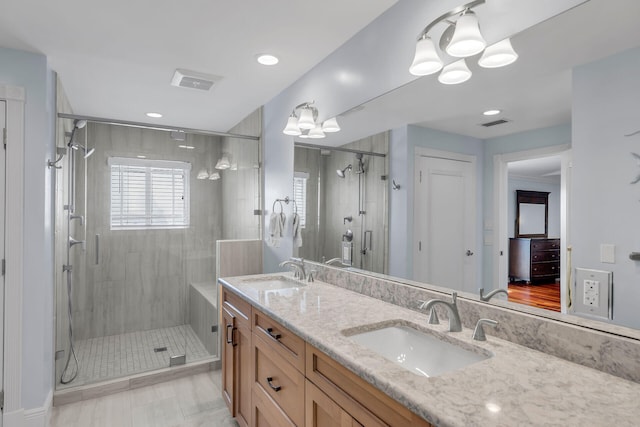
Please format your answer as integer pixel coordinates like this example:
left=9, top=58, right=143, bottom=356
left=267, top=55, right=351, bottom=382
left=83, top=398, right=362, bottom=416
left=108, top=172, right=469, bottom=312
left=108, top=157, right=191, bottom=230
left=293, top=171, right=309, bottom=229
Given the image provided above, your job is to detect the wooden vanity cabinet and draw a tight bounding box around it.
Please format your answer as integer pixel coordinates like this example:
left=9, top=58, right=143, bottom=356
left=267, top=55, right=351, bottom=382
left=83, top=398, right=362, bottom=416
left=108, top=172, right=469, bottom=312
left=221, top=287, right=252, bottom=427
left=220, top=285, right=432, bottom=427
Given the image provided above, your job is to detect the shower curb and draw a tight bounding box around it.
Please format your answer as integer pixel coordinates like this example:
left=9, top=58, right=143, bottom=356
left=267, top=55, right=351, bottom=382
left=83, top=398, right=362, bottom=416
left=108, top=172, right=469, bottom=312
left=52, top=358, right=219, bottom=406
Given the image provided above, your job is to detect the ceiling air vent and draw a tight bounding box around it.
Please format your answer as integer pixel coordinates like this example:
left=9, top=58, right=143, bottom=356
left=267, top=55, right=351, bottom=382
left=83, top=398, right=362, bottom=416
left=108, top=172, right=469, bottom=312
left=480, top=118, right=510, bottom=127
left=171, top=69, right=222, bottom=91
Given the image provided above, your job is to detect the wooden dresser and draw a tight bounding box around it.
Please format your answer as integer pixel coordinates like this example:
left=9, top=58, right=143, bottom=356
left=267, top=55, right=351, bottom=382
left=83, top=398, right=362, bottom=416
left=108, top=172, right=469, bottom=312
left=509, top=238, right=560, bottom=284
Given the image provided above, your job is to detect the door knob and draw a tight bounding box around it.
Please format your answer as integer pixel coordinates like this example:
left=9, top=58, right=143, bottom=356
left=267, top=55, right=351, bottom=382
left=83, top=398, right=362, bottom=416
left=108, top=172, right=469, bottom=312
left=466, top=250, right=474, bottom=256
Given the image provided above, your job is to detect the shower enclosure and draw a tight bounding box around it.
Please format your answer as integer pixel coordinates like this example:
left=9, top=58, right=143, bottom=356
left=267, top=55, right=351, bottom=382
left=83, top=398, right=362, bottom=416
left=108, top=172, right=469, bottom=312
left=53, top=113, right=261, bottom=390
left=293, top=131, right=388, bottom=273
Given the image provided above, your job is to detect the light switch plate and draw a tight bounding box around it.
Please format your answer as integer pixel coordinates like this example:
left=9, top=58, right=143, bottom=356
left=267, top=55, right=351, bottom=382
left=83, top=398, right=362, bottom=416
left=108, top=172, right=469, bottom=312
left=573, top=268, right=612, bottom=320
left=600, top=244, right=615, bottom=264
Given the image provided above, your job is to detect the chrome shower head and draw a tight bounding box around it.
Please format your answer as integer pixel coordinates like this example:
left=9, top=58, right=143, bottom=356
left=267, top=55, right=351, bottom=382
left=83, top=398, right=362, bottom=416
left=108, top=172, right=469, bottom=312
left=337, top=164, right=352, bottom=178
left=74, top=119, right=87, bottom=129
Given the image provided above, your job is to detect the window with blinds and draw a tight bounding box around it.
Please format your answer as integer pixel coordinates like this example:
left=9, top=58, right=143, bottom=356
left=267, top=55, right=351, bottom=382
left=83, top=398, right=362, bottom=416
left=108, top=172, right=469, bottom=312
left=293, top=172, right=308, bottom=228
left=109, top=157, right=191, bottom=230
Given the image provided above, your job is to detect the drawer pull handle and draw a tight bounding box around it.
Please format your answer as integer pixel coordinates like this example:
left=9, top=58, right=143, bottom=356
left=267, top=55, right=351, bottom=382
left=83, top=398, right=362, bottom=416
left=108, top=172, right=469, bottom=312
left=266, top=377, right=281, bottom=392
left=267, top=327, right=282, bottom=340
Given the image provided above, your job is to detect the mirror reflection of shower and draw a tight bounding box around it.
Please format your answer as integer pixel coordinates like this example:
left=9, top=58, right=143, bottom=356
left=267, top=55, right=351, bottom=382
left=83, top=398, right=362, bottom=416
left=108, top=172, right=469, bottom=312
left=67, top=119, right=94, bottom=158
left=336, top=164, right=352, bottom=178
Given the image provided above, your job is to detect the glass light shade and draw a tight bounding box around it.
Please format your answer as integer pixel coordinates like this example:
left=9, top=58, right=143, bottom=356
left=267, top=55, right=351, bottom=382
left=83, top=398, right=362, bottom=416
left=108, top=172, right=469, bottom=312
left=209, top=172, right=220, bottom=180
left=298, top=131, right=310, bottom=139
left=196, top=169, right=209, bottom=180
left=230, top=163, right=238, bottom=171
left=478, top=38, right=518, bottom=68
left=215, top=155, right=230, bottom=170
left=283, top=115, right=301, bottom=135
left=438, top=59, right=472, bottom=85
left=308, top=124, right=325, bottom=139
left=446, top=12, right=486, bottom=58
left=409, top=37, right=443, bottom=76
left=322, top=117, right=341, bottom=132
left=297, top=107, right=316, bottom=130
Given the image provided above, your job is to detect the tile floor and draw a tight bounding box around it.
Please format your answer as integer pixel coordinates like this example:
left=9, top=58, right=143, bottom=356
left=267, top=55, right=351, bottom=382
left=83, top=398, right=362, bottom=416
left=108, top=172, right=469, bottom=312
left=59, top=325, right=212, bottom=389
left=50, top=370, right=237, bottom=427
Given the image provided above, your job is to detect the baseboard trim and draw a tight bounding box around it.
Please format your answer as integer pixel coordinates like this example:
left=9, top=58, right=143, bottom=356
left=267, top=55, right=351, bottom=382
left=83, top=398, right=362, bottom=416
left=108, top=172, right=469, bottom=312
left=23, top=389, right=53, bottom=427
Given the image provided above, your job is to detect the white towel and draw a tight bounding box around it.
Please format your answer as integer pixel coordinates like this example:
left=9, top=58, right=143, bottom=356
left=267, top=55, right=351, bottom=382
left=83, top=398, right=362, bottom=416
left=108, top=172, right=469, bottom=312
left=267, top=212, right=285, bottom=247
left=291, top=213, right=303, bottom=248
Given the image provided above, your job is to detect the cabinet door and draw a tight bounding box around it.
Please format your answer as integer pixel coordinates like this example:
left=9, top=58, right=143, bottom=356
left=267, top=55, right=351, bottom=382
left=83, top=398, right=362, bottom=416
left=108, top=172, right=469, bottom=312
left=306, top=380, right=361, bottom=427
left=222, top=305, right=236, bottom=415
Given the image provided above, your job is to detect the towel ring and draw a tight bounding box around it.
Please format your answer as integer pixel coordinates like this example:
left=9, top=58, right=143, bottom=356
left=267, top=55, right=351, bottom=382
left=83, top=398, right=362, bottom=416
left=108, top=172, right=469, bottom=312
left=272, top=200, right=284, bottom=214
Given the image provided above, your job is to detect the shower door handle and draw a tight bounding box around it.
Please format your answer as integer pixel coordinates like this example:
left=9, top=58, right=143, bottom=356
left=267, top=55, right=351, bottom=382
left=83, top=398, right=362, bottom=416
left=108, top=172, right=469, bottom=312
left=95, top=234, right=100, bottom=265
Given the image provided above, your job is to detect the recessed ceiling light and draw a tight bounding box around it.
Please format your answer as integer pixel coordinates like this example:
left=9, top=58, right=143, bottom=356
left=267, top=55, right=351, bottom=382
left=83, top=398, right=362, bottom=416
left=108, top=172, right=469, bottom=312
left=483, top=109, right=501, bottom=116
left=146, top=112, right=163, bottom=118
left=256, top=54, right=279, bottom=66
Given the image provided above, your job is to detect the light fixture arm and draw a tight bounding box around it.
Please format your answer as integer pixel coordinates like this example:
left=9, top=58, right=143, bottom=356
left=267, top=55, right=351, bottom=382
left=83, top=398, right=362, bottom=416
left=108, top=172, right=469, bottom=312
left=417, top=0, right=485, bottom=39
left=292, top=101, right=319, bottom=122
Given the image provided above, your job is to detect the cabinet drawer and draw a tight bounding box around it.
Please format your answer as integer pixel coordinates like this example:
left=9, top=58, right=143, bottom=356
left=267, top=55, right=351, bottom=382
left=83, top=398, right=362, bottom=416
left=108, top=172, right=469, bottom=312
left=253, top=383, right=296, bottom=427
left=306, top=344, right=432, bottom=427
left=253, top=332, right=305, bottom=426
left=531, top=251, right=559, bottom=262
left=253, top=308, right=305, bottom=373
left=222, top=286, right=251, bottom=328
left=531, top=262, right=559, bottom=276
left=531, top=239, right=560, bottom=250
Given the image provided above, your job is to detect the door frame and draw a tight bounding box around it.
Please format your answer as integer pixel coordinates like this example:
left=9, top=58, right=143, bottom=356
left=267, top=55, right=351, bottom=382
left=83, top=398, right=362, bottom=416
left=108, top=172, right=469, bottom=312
left=413, top=147, right=478, bottom=291
left=493, top=144, right=570, bottom=313
left=0, top=84, right=25, bottom=425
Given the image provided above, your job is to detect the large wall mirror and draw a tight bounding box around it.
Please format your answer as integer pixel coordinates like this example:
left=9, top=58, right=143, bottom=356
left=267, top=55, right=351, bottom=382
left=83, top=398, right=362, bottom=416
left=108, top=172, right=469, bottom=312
left=292, top=0, right=640, bottom=334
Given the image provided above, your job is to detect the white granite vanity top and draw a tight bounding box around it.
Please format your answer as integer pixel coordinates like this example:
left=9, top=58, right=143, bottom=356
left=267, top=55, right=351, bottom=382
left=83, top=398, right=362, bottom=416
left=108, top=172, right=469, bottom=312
left=219, top=273, right=640, bottom=427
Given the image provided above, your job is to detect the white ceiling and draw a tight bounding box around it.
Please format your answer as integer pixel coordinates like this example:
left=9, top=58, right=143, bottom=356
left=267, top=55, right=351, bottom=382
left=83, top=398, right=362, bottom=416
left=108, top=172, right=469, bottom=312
left=323, top=0, right=640, bottom=144
left=0, top=0, right=397, bottom=132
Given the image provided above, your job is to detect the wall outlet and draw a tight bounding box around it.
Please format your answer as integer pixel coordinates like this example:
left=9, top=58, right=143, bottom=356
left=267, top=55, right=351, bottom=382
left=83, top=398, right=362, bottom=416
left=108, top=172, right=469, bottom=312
left=583, top=279, right=600, bottom=307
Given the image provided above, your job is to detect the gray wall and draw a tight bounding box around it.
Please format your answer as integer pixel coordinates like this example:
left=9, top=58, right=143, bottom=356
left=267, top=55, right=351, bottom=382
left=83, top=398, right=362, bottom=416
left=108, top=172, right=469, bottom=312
left=507, top=177, right=561, bottom=238
left=70, top=123, right=223, bottom=340
left=0, top=47, right=56, bottom=410
left=572, top=47, right=640, bottom=329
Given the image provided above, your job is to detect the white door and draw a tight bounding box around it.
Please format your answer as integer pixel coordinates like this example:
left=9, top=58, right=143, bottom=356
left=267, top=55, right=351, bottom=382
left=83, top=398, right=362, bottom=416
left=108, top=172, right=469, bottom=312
left=413, top=152, right=476, bottom=293
left=0, top=100, right=6, bottom=424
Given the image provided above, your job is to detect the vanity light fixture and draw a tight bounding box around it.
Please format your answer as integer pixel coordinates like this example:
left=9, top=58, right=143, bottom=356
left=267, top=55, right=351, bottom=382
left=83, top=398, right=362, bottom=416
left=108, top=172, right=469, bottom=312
left=209, top=172, right=221, bottom=180
left=146, top=112, right=163, bottom=118
left=483, top=109, right=501, bottom=116
left=409, top=0, right=518, bottom=84
left=256, top=54, right=279, bottom=66
left=282, top=101, right=341, bottom=138
left=197, top=169, right=209, bottom=180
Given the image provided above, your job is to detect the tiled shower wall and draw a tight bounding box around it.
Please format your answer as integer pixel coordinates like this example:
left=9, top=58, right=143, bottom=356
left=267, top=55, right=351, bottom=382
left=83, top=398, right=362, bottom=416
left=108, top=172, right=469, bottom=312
left=69, top=123, right=223, bottom=340
left=296, top=131, right=388, bottom=273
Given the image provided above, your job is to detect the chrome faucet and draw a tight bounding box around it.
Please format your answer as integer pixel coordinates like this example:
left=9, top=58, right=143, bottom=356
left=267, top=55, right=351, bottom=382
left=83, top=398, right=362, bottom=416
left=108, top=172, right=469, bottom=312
left=421, top=292, right=462, bottom=332
left=479, top=288, right=508, bottom=302
left=279, top=258, right=306, bottom=280
left=473, top=319, right=498, bottom=341
left=324, top=257, right=344, bottom=266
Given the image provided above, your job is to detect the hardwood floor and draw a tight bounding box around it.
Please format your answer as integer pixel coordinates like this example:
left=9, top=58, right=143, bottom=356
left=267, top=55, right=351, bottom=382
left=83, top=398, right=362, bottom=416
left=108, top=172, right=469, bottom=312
left=50, top=370, right=237, bottom=427
left=508, top=282, right=561, bottom=312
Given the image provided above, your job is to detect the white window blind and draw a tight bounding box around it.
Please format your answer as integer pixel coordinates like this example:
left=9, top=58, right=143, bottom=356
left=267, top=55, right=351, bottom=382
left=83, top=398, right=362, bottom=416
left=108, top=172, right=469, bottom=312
left=293, top=172, right=308, bottom=228
left=109, top=157, right=191, bottom=230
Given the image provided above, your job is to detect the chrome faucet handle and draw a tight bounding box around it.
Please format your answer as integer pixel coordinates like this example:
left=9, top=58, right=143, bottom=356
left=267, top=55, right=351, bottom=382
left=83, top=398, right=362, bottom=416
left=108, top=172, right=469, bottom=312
left=428, top=308, right=440, bottom=325
left=473, top=319, right=498, bottom=341
left=307, top=269, right=317, bottom=282
left=417, top=300, right=428, bottom=309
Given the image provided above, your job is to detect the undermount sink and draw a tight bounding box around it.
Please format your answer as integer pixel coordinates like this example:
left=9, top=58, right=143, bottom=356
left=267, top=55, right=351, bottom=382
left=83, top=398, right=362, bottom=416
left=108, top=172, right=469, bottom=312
left=241, top=275, right=306, bottom=290
left=346, top=324, right=491, bottom=378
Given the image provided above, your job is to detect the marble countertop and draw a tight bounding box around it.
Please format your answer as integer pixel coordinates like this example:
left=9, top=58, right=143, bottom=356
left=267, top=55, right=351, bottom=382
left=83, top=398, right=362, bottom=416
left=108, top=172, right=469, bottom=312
left=219, top=273, right=640, bottom=427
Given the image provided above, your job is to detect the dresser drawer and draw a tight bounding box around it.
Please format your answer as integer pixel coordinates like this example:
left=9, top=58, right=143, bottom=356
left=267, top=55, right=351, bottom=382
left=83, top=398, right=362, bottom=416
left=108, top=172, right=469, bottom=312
left=531, top=262, right=559, bottom=276
left=531, top=239, right=560, bottom=251
left=253, top=308, right=305, bottom=373
left=253, top=332, right=305, bottom=426
left=531, top=251, right=559, bottom=262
